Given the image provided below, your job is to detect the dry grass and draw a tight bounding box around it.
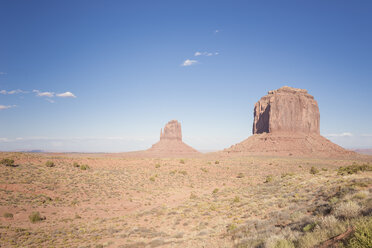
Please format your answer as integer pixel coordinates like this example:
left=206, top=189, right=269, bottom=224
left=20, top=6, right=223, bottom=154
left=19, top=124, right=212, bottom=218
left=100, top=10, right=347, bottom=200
left=0, top=152, right=371, bottom=247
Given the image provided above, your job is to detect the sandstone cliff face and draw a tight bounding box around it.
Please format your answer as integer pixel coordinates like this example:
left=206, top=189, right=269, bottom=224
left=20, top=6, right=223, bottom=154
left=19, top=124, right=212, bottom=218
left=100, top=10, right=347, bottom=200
left=253, top=86, right=320, bottom=135
left=160, top=120, right=182, bottom=141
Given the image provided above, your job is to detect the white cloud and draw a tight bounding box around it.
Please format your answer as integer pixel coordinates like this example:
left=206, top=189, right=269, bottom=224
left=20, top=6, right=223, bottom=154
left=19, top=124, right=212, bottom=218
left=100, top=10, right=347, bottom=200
left=33, top=90, right=54, bottom=97
left=56, top=91, right=76, bottom=98
left=326, top=132, right=353, bottom=137
left=214, top=29, right=219, bottom=33
left=0, top=105, right=16, bottom=110
left=0, top=89, right=27, bottom=95
left=194, top=51, right=219, bottom=57
left=46, top=98, right=55, bottom=103
left=182, top=59, right=198, bottom=66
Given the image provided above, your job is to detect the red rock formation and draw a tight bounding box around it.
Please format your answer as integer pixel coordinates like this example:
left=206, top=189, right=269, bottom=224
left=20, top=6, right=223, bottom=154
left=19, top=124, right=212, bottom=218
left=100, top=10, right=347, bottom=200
left=147, top=120, right=199, bottom=156
left=253, top=86, right=320, bottom=134
left=225, top=86, right=354, bottom=157
left=160, top=120, right=182, bottom=141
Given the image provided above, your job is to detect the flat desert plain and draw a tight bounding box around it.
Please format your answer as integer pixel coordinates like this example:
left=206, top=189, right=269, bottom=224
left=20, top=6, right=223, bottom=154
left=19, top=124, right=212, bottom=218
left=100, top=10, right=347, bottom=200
left=0, top=152, right=371, bottom=248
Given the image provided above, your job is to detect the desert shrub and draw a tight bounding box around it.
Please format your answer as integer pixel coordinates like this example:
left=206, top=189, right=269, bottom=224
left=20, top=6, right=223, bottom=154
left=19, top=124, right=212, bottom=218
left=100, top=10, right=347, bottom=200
left=347, top=217, right=372, bottom=248
left=29, top=212, right=45, bottom=223
left=310, top=166, right=319, bottom=175
left=333, top=201, right=361, bottom=219
left=179, top=170, right=187, bottom=175
left=337, top=163, right=372, bottom=176
left=237, top=172, right=244, bottom=178
left=352, top=191, right=368, bottom=200
left=227, top=223, right=237, bottom=232
left=1, top=158, right=16, bottom=167
left=149, top=176, right=155, bottom=182
left=233, top=196, right=240, bottom=203
left=281, top=172, right=294, bottom=178
left=201, top=167, right=208, bottom=173
left=215, top=161, right=220, bottom=164
left=73, top=162, right=80, bottom=168
left=212, top=188, right=219, bottom=194
left=274, top=239, right=295, bottom=248
left=179, top=159, right=185, bottom=164
left=303, top=223, right=316, bottom=232
left=45, top=161, right=55, bottom=167
left=190, top=192, right=197, bottom=199
left=318, top=215, right=338, bottom=229
left=265, top=235, right=295, bottom=248
left=155, top=163, right=160, bottom=168
left=265, top=175, right=273, bottom=183
left=3, top=212, right=13, bottom=218
left=80, top=164, right=89, bottom=170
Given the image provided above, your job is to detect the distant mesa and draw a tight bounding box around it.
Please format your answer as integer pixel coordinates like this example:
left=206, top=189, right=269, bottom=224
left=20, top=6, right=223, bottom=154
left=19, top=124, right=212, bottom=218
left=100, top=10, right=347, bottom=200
left=147, top=120, right=199, bottom=156
left=225, top=86, right=354, bottom=157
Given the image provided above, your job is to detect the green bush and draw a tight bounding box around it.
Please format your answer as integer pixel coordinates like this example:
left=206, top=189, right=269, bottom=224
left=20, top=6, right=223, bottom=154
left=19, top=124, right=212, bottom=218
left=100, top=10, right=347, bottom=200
left=337, top=163, right=372, bottom=176
left=29, top=212, right=45, bottom=223
left=303, top=223, right=316, bottom=232
left=274, top=239, right=295, bottom=248
left=80, top=164, right=89, bottom=170
left=3, top=212, right=13, bottom=218
left=45, top=161, right=55, bottom=167
left=73, top=162, right=80, bottom=168
left=265, top=175, right=273, bottom=183
left=347, top=217, right=372, bottom=247
left=1, top=158, right=16, bottom=167
left=212, top=188, right=219, bottom=194
left=310, top=166, right=319, bottom=175
left=237, top=172, right=244, bottom=178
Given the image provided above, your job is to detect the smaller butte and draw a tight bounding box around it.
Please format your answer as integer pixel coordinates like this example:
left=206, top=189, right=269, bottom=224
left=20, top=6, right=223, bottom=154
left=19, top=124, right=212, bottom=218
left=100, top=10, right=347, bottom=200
left=146, top=120, right=199, bottom=156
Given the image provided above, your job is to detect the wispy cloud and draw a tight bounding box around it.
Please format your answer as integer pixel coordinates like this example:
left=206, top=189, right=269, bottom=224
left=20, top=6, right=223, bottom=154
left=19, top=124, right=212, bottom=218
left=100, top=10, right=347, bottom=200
left=194, top=51, right=219, bottom=57
left=326, top=132, right=353, bottom=137
left=214, top=29, right=220, bottom=34
left=182, top=59, right=198, bottom=66
left=0, top=105, right=16, bottom=110
left=56, top=91, right=76, bottom=98
left=0, top=72, right=7, bottom=75
left=0, top=89, right=28, bottom=95
left=33, top=90, right=54, bottom=97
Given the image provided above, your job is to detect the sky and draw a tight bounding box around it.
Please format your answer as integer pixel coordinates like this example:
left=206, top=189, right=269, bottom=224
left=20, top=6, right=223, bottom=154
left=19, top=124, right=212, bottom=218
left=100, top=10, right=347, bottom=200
left=1, top=0, right=372, bottom=152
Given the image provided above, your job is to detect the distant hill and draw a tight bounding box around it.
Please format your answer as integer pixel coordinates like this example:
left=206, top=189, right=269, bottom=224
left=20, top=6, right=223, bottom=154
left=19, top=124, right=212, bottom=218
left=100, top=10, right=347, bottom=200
left=352, top=149, right=372, bottom=155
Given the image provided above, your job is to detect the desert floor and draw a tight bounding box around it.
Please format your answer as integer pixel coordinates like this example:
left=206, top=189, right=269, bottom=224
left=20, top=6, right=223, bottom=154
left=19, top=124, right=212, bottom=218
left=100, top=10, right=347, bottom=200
left=0, top=152, right=371, bottom=248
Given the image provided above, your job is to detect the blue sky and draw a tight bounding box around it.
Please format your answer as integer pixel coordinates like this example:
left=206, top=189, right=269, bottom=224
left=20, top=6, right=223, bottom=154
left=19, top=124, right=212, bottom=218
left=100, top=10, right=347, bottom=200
left=1, top=0, right=371, bottom=152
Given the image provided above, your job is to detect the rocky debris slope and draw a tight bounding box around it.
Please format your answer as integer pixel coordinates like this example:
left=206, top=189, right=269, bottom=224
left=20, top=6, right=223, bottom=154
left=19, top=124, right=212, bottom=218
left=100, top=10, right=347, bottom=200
left=225, top=86, right=354, bottom=157
left=147, top=120, right=199, bottom=156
